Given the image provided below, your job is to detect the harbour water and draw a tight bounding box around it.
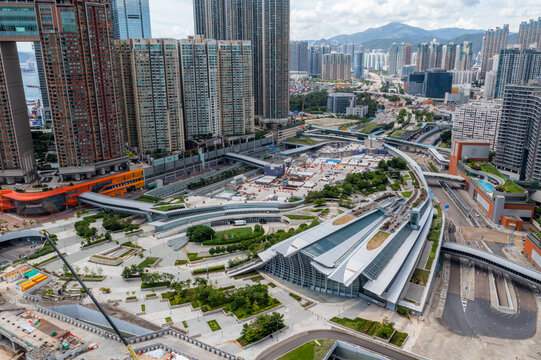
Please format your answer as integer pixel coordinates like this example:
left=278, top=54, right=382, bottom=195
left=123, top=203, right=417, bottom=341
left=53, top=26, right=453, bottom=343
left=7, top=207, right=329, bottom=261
left=21, top=71, right=42, bottom=102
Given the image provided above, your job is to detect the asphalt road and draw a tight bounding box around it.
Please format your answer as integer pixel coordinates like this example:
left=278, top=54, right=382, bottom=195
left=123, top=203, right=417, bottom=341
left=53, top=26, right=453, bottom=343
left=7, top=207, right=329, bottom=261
left=428, top=180, right=470, bottom=227
left=255, top=329, right=421, bottom=360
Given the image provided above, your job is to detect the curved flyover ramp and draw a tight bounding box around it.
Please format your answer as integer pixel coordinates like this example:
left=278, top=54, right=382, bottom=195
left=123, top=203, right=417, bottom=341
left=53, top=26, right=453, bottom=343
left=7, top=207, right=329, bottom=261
left=256, top=329, right=423, bottom=360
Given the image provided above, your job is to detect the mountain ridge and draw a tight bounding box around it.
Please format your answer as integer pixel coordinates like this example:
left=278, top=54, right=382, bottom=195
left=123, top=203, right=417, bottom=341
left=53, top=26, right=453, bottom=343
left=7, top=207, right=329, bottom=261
left=310, top=22, right=491, bottom=51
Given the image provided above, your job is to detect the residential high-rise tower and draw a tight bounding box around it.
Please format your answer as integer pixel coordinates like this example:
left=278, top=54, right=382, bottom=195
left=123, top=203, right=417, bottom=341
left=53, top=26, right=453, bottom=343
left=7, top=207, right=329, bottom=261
left=114, top=39, right=184, bottom=154
left=494, top=48, right=541, bottom=98
left=495, top=82, right=541, bottom=180
left=193, top=0, right=290, bottom=124
left=452, top=100, right=502, bottom=150
left=290, top=41, right=309, bottom=72
left=480, top=25, right=509, bottom=78
left=322, top=53, right=351, bottom=81
left=416, top=43, right=430, bottom=72
left=0, top=0, right=127, bottom=181
left=518, top=17, right=541, bottom=50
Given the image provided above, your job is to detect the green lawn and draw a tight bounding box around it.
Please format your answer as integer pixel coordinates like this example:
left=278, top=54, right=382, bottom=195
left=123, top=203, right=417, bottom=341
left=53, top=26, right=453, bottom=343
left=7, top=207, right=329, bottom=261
left=207, top=320, right=221, bottom=332
left=175, top=259, right=188, bottom=265
left=390, top=331, right=408, bottom=347
left=503, top=180, right=526, bottom=193
left=137, top=257, right=158, bottom=269
left=285, top=138, right=324, bottom=145
left=215, top=227, right=254, bottom=241
left=331, top=317, right=373, bottom=334
left=480, top=163, right=501, bottom=177
left=187, top=253, right=211, bottom=261
left=203, top=226, right=264, bottom=245
left=233, top=271, right=259, bottom=280
left=192, top=265, right=225, bottom=275
left=401, top=191, right=412, bottom=198
left=278, top=339, right=336, bottom=360
left=165, top=317, right=172, bottom=323
left=152, top=204, right=185, bottom=211
left=136, top=195, right=161, bottom=203
left=361, top=123, right=383, bottom=134
left=286, top=215, right=316, bottom=220
left=390, top=129, right=406, bottom=138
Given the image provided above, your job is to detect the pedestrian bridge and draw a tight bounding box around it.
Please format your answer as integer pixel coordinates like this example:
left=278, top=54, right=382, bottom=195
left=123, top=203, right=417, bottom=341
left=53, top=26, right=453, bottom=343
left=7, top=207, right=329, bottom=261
left=423, top=172, right=465, bottom=184
left=224, top=152, right=270, bottom=168
left=441, top=241, right=541, bottom=287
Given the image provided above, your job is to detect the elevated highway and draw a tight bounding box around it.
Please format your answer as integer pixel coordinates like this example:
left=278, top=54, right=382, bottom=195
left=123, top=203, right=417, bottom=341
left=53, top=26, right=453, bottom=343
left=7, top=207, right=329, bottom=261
left=224, top=152, right=270, bottom=168
left=422, top=172, right=465, bottom=184
left=307, top=125, right=452, bottom=153
left=441, top=241, right=541, bottom=287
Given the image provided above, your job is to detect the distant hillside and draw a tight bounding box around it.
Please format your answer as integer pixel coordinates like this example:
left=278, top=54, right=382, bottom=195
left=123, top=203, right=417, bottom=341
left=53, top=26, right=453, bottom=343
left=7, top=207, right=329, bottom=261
left=312, top=22, right=492, bottom=51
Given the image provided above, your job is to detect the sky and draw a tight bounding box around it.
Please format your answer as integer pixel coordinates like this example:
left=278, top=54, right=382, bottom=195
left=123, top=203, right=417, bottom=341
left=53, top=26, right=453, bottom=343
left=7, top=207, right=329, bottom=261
left=150, top=0, right=541, bottom=41
left=17, top=0, right=541, bottom=52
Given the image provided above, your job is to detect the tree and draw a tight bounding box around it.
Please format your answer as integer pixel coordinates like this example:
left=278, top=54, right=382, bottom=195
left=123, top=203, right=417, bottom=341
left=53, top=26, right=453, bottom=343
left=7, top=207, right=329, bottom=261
left=82, top=265, right=90, bottom=276
left=388, top=157, right=407, bottom=170
left=194, top=277, right=208, bottom=287
left=378, top=160, right=389, bottom=171
left=440, top=130, right=452, bottom=144
left=62, top=264, right=69, bottom=275
left=489, top=151, right=496, bottom=163
left=186, top=225, right=215, bottom=242
left=122, top=265, right=142, bottom=279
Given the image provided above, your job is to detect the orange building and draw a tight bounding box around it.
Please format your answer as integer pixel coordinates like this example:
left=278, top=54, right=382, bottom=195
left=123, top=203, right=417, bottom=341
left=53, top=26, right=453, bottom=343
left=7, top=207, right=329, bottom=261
left=449, top=139, right=490, bottom=176
left=0, top=169, right=144, bottom=217
left=524, top=234, right=541, bottom=270
left=501, top=215, right=524, bottom=230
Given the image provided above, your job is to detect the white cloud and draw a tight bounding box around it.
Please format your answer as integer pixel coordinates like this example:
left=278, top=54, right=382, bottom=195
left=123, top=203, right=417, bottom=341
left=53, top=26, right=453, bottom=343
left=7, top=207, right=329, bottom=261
left=289, top=0, right=541, bottom=39
left=144, top=0, right=540, bottom=41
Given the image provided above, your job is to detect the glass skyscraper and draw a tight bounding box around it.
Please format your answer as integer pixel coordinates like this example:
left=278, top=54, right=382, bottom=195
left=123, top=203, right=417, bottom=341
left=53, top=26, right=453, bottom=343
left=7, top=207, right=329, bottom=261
left=110, top=0, right=152, bottom=39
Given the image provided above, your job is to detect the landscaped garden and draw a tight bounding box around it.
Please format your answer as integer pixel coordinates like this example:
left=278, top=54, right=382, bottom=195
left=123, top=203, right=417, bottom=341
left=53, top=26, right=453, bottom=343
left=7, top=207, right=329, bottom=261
left=466, top=162, right=526, bottom=193
left=161, top=280, right=280, bottom=320
left=425, top=205, right=442, bottom=270
left=207, top=320, right=221, bottom=331
left=410, top=268, right=430, bottom=286
left=331, top=316, right=407, bottom=346
left=237, top=312, right=285, bottom=346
